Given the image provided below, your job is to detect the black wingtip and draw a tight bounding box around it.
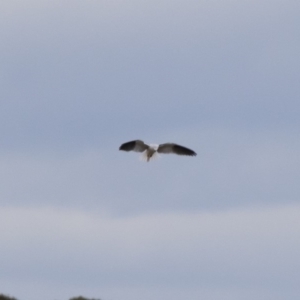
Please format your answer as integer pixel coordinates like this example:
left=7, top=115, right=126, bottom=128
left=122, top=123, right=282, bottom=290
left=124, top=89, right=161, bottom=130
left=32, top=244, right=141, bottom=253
left=173, top=144, right=197, bottom=156
left=119, top=140, right=136, bottom=151
left=187, top=151, right=197, bottom=156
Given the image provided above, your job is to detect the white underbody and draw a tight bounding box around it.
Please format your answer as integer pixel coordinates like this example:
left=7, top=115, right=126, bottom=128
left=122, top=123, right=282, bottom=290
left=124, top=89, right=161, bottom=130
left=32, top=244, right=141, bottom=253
left=140, top=144, right=160, bottom=162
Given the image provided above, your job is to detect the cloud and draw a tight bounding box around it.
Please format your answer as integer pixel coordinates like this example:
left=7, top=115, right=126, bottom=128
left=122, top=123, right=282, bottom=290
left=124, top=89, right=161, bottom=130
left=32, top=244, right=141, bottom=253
left=1, top=0, right=299, bottom=151
left=0, top=205, right=299, bottom=300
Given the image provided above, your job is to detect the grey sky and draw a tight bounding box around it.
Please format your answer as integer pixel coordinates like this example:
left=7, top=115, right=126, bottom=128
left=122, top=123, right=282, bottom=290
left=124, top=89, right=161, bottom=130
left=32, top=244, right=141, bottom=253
left=1, top=1, right=300, bottom=300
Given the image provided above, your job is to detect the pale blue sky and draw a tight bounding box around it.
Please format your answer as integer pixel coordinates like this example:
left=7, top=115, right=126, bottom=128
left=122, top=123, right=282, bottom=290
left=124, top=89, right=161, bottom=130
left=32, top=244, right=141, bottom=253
left=1, top=1, right=300, bottom=300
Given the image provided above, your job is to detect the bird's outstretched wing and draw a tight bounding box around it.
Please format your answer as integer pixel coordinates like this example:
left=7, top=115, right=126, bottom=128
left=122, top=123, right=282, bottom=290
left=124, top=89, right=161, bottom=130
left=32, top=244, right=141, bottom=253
left=119, top=140, right=149, bottom=152
left=157, top=143, right=197, bottom=156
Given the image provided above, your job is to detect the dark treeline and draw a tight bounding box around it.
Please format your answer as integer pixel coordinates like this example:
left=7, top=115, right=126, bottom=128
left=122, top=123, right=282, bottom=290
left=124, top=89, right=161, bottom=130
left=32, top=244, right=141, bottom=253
left=0, top=295, right=17, bottom=300
left=0, top=295, right=101, bottom=300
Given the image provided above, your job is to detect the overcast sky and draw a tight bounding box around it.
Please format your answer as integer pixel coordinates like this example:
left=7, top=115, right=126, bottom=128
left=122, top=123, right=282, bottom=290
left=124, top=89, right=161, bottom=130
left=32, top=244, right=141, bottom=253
left=1, top=1, right=300, bottom=300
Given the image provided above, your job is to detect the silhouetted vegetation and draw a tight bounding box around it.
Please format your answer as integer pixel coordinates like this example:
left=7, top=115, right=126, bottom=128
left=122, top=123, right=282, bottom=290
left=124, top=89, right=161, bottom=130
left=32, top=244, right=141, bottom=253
left=69, top=297, right=101, bottom=300
left=0, top=294, right=18, bottom=300
left=0, top=295, right=101, bottom=300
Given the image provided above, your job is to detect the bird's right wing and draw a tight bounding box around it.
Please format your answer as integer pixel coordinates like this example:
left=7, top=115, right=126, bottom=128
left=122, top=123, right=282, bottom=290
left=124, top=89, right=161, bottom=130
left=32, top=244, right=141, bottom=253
left=119, top=140, right=149, bottom=152
left=158, top=143, right=197, bottom=156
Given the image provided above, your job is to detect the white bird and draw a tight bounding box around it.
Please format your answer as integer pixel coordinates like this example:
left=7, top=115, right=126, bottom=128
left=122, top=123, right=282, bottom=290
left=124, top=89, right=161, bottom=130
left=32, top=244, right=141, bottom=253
left=119, top=140, right=197, bottom=162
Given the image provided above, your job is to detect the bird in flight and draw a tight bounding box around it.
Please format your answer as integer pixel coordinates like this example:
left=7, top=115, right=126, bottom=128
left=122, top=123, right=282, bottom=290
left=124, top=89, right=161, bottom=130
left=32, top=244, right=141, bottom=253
left=119, top=140, right=197, bottom=162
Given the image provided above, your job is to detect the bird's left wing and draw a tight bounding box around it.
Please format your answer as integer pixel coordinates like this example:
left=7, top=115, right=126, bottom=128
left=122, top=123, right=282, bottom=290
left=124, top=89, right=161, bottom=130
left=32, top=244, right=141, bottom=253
left=157, top=143, right=197, bottom=156
left=119, top=140, right=149, bottom=152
